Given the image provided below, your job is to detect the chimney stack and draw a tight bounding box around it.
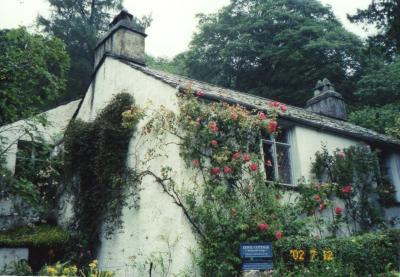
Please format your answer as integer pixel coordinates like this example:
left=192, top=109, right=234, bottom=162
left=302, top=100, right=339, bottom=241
left=305, top=78, right=347, bottom=120
left=94, top=9, right=146, bottom=69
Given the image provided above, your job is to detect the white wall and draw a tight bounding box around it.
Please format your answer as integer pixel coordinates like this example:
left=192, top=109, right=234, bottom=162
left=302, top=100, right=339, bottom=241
left=291, top=125, right=360, bottom=182
left=76, top=57, right=199, bottom=276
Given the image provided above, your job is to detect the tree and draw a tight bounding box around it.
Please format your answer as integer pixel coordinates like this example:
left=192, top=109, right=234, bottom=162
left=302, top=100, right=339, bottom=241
left=37, top=0, right=124, bottom=102
left=348, top=0, right=400, bottom=56
left=182, top=0, right=364, bottom=106
left=0, top=28, right=69, bottom=125
left=146, top=54, right=187, bottom=76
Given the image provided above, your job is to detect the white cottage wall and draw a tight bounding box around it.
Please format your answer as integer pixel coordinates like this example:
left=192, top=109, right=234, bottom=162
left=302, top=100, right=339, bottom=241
left=76, top=57, right=199, bottom=276
left=291, top=125, right=361, bottom=182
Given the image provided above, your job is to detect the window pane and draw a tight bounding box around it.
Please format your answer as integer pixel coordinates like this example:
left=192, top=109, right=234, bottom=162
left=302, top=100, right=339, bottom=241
left=276, top=144, right=292, bottom=184
left=263, top=142, right=275, bottom=182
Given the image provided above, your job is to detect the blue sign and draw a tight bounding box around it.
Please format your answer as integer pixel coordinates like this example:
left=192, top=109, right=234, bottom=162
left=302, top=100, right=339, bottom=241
left=240, top=243, right=273, bottom=259
left=242, top=261, right=273, bottom=271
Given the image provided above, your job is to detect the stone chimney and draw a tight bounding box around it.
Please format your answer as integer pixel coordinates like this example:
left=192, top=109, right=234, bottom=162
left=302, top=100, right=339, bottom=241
left=305, top=78, right=347, bottom=120
left=94, top=9, right=146, bottom=69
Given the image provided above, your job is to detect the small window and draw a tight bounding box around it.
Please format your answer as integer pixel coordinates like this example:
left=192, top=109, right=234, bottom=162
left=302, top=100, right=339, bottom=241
left=14, top=141, right=51, bottom=180
left=262, top=129, right=293, bottom=185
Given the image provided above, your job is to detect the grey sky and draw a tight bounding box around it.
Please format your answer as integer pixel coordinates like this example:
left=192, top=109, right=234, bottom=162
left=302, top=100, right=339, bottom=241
left=0, top=0, right=372, bottom=58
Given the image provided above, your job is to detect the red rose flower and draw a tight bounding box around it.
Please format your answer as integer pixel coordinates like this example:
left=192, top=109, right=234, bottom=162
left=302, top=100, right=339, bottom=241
left=196, top=89, right=205, bottom=97
left=223, top=166, right=233, bottom=174
left=314, top=195, right=321, bottom=202
left=232, top=152, right=241, bottom=160
left=192, top=159, right=200, bottom=167
left=275, top=231, right=283, bottom=240
left=211, top=167, right=221, bottom=175
left=342, top=185, right=352, bottom=194
left=280, top=104, right=288, bottom=112
left=211, top=140, right=218, bottom=147
left=249, top=163, right=258, bottom=171
left=335, top=206, right=343, bottom=215
left=273, top=101, right=280, bottom=108
left=268, top=120, right=278, bottom=133
left=258, top=112, right=267, bottom=120
left=243, top=153, right=251, bottom=162
left=258, top=223, right=269, bottom=232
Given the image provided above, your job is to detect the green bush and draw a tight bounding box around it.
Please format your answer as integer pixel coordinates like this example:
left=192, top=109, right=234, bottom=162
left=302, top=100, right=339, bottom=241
left=274, top=229, right=400, bottom=275
left=0, top=224, right=70, bottom=248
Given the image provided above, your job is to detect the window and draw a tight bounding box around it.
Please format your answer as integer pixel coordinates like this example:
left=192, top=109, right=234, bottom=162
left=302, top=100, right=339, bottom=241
left=262, top=129, right=293, bottom=185
left=379, top=151, right=400, bottom=202
left=14, top=141, right=51, bottom=180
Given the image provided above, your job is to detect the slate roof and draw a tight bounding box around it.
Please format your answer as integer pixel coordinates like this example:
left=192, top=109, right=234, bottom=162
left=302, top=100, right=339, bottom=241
left=119, top=57, right=400, bottom=149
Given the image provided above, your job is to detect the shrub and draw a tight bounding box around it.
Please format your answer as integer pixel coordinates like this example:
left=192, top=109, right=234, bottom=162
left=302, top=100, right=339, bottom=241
left=274, top=229, right=400, bottom=275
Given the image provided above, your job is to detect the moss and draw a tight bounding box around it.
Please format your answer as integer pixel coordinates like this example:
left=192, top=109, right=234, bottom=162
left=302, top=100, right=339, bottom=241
left=0, top=225, right=70, bottom=248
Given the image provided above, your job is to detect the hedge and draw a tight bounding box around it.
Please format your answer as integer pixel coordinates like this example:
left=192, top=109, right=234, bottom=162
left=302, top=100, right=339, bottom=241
left=0, top=225, right=70, bottom=248
left=274, top=229, right=400, bottom=275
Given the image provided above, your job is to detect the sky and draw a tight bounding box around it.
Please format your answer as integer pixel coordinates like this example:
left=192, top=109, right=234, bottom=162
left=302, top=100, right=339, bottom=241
left=0, top=0, right=372, bottom=58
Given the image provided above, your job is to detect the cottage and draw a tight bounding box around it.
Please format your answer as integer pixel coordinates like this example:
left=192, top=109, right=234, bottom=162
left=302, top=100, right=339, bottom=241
left=1, top=10, right=399, bottom=276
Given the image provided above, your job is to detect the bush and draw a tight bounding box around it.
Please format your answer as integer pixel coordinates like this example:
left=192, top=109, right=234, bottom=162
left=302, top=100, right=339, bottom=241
left=0, top=224, right=69, bottom=247
left=274, top=229, right=400, bottom=275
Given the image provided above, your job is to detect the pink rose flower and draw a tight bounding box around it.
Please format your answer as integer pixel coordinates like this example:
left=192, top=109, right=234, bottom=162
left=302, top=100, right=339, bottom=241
left=211, top=140, right=218, bottom=147
left=335, top=206, right=343, bottom=215
left=196, top=89, right=205, bottom=97
left=249, top=163, right=258, bottom=171
left=232, top=152, right=241, bottom=160
left=258, top=223, right=269, bottom=232
left=258, top=112, right=267, bottom=120
left=268, top=120, right=278, bottom=133
left=280, top=104, right=287, bottom=112
left=243, top=153, right=251, bottom=162
left=342, top=185, right=352, bottom=194
left=314, top=195, right=321, bottom=202
left=275, top=231, right=283, bottom=240
left=211, top=167, right=221, bottom=175
left=223, top=166, right=233, bottom=174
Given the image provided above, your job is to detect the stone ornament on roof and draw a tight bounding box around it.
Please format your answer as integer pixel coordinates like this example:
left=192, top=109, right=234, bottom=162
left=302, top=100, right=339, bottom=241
left=314, top=78, right=335, bottom=97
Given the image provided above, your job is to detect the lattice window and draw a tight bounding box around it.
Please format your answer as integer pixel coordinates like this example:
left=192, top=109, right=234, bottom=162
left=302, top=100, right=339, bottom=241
left=262, top=129, right=293, bottom=185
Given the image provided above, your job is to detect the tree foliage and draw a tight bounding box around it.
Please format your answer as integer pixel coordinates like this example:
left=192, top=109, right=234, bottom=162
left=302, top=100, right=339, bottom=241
left=348, top=0, right=400, bottom=56
left=181, top=0, right=364, bottom=106
left=37, top=0, right=124, bottom=101
left=0, top=28, right=69, bottom=124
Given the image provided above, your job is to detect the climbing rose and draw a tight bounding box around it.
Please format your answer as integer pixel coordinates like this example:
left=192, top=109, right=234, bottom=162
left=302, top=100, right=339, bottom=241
left=209, top=121, right=219, bottom=133
left=232, top=152, right=241, bottom=160
left=211, top=140, right=218, bottom=147
left=268, top=120, right=278, bottom=133
left=192, top=159, right=200, bottom=167
left=335, top=207, right=343, bottom=215
left=314, top=195, right=321, bottom=202
left=243, top=153, right=251, bottom=162
left=280, top=104, right=287, bottom=112
left=223, top=166, right=233, bottom=174
left=258, top=112, right=267, bottom=120
left=342, top=185, right=352, bottom=194
left=196, top=89, right=205, bottom=97
left=275, top=231, right=283, bottom=240
left=211, top=167, right=221, bottom=175
left=258, top=223, right=269, bottom=232
left=249, top=163, right=258, bottom=171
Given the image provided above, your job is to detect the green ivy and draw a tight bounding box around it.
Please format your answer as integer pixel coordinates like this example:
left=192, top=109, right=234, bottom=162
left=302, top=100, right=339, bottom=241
left=64, top=93, right=143, bottom=251
left=0, top=224, right=70, bottom=247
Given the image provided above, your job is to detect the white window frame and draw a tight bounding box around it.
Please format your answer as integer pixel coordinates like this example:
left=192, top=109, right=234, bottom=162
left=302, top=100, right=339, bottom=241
left=261, top=128, right=295, bottom=186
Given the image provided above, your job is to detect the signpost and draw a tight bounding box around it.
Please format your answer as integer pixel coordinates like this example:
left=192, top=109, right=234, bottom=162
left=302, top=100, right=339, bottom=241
left=240, top=242, right=273, bottom=271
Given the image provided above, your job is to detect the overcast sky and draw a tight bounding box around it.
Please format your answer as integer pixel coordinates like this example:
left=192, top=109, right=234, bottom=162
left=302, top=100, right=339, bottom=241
left=0, top=0, right=372, bottom=58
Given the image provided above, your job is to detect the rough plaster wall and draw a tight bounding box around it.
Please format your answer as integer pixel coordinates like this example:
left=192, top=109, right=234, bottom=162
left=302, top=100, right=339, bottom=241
left=292, top=125, right=360, bottom=182
left=76, top=57, right=199, bottom=276
left=0, top=248, right=28, bottom=271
